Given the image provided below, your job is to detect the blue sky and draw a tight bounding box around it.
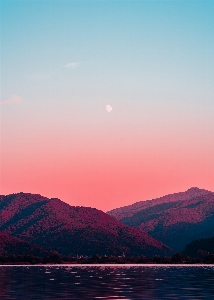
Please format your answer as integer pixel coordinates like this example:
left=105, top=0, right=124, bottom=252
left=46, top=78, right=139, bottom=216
left=2, top=0, right=214, bottom=106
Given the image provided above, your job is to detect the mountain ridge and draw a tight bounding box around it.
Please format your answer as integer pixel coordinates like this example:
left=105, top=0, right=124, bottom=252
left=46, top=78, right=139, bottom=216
left=107, top=187, right=211, bottom=220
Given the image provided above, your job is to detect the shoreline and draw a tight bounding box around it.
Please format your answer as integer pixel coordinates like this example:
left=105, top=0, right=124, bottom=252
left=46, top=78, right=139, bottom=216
left=1, top=263, right=214, bottom=267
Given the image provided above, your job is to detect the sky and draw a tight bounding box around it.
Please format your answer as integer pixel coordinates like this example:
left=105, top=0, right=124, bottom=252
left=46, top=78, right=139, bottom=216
left=1, top=0, right=214, bottom=212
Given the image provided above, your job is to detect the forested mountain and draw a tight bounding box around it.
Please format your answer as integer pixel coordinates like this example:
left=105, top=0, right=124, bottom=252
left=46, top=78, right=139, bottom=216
left=107, top=188, right=214, bottom=251
left=0, top=193, right=170, bottom=256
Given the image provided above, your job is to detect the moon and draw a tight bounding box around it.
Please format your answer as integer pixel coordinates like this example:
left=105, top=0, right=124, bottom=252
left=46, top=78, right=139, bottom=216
left=106, top=105, right=112, bottom=112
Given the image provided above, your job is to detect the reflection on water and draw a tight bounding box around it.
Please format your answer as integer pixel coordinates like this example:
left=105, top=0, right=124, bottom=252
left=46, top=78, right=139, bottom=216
left=0, top=265, right=214, bottom=299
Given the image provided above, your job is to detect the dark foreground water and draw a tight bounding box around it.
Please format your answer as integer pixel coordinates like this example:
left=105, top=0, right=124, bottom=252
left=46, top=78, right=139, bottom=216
left=0, top=264, right=214, bottom=299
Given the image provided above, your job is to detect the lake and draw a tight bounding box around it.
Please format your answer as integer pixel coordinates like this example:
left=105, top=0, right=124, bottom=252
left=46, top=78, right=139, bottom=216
left=0, top=264, right=214, bottom=299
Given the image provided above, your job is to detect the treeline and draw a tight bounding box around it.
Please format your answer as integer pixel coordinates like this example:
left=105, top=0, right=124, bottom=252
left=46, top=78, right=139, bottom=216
left=1, top=253, right=214, bottom=264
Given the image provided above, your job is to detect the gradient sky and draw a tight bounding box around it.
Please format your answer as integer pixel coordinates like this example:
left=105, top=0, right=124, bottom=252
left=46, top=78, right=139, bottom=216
left=1, top=0, right=214, bottom=211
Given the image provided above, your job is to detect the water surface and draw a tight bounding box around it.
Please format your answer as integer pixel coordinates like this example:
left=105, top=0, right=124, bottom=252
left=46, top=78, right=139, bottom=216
left=0, top=264, right=214, bottom=299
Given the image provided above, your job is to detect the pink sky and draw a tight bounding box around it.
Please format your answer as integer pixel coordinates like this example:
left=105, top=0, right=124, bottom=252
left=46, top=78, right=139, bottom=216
left=1, top=102, right=214, bottom=211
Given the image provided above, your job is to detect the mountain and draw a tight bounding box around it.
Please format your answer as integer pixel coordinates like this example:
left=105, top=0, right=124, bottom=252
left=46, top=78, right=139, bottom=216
left=107, top=188, right=214, bottom=252
left=0, top=193, right=170, bottom=256
left=0, top=231, right=52, bottom=257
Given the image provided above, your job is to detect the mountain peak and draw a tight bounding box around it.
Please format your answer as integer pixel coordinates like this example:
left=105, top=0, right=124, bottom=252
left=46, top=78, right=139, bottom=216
left=185, top=187, right=211, bottom=195
left=186, top=187, right=201, bottom=192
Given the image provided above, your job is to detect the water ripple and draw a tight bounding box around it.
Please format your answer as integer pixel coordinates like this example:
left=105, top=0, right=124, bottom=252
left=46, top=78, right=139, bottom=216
left=0, top=265, right=214, bottom=299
